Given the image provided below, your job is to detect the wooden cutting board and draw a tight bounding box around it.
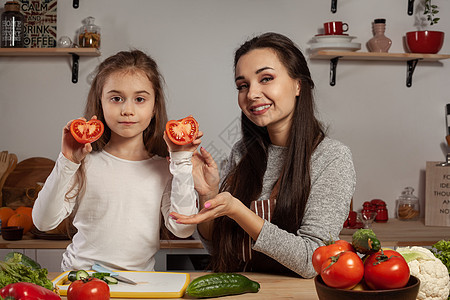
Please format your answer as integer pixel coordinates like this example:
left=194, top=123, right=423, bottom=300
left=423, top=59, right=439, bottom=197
left=52, top=271, right=190, bottom=298
left=4, top=157, right=55, bottom=188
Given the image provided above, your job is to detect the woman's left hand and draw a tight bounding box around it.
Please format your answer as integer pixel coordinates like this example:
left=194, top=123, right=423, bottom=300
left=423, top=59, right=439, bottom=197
left=170, top=192, right=240, bottom=224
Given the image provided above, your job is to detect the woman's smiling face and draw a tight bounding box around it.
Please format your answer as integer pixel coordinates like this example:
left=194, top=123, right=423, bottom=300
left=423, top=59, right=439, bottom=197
left=235, top=48, right=300, bottom=136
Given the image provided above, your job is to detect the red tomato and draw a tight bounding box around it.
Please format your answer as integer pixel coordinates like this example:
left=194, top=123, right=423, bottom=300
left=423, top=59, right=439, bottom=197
left=165, top=116, right=199, bottom=145
left=364, top=249, right=410, bottom=290
left=67, top=277, right=110, bottom=300
left=312, top=239, right=355, bottom=274
left=320, top=251, right=364, bottom=289
left=70, top=118, right=104, bottom=144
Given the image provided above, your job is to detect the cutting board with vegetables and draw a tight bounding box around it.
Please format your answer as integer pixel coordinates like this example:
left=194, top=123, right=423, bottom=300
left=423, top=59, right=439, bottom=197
left=52, top=271, right=190, bottom=298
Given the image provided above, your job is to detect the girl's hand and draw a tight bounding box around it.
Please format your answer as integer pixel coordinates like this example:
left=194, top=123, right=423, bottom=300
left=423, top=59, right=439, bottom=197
left=62, top=117, right=93, bottom=164
left=192, top=147, right=220, bottom=198
left=163, top=131, right=203, bottom=153
left=170, top=192, right=239, bottom=224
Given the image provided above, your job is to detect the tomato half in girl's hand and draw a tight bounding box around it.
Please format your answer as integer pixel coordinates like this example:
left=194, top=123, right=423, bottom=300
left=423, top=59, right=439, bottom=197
left=70, top=118, right=104, bottom=144
left=165, top=116, right=199, bottom=145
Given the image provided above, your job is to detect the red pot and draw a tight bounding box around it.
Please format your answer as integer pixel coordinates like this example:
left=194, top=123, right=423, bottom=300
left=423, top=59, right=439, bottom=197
left=406, top=30, right=445, bottom=54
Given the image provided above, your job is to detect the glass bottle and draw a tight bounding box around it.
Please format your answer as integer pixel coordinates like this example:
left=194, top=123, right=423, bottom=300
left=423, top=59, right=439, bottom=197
left=367, top=18, right=392, bottom=53
left=1, top=1, right=24, bottom=48
left=396, top=187, right=420, bottom=221
left=78, top=16, right=101, bottom=49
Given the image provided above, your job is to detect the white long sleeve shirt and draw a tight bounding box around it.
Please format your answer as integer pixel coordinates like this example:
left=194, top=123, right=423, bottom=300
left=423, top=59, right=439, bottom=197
left=32, top=150, right=197, bottom=272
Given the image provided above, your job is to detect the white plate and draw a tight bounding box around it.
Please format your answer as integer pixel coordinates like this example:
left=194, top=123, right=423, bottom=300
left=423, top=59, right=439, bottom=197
left=313, top=35, right=356, bottom=43
left=310, top=42, right=361, bottom=52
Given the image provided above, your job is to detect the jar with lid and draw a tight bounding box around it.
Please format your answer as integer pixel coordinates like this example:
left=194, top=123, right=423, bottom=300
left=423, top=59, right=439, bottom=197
left=78, top=16, right=100, bottom=49
left=1, top=1, right=24, bottom=48
left=396, top=187, right=420, bottom=221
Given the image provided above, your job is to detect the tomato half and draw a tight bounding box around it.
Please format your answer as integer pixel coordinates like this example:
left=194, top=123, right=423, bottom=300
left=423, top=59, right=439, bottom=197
left=70, top=118, right=104, bottom=144
left=312, top=239, right=355, bottom=274
left=363, top=249, right=410, bottom=290
left=165, top=116, right=199, bottom=145
left=67, top=277, right=110, bottom=300
left=320, top=251, right=364, bottom=289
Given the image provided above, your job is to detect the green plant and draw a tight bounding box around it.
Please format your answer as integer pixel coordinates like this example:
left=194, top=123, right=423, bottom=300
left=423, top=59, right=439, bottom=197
left=424, top=0, right=440, bottom=25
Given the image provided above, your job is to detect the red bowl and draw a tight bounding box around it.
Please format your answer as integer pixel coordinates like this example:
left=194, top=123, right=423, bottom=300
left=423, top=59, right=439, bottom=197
left=406, top=30, right=444, bottom=54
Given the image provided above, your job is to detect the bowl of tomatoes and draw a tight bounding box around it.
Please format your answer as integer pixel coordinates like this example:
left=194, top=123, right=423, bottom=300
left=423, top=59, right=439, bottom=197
left=312, top=231, right=420, bottom=300
left=314, top=275, right=420, bottom=300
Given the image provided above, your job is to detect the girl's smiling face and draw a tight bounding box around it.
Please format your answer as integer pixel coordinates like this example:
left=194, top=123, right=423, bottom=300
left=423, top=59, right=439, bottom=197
left=101, top=70, right=155, bottom=142
left=235, top=48, right=300, bottom=142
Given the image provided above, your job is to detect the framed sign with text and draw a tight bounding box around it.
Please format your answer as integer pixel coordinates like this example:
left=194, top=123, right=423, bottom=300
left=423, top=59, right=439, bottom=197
left=18, top=0, right=57, bottom=48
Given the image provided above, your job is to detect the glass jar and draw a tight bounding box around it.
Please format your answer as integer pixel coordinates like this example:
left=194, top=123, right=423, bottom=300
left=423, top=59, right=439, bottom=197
left=396, top=187, right=420, bottom=221
left=78, top=16, right=100, bottom=49
left=1, top=1, right=24, bottom=48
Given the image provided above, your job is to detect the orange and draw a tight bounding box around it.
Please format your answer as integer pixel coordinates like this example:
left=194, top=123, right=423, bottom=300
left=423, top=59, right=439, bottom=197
left=7, top=213, right=33, bottom=234
left=0, top=207, right=15, bottom=228
left=15, top=206, right=33, bottom=219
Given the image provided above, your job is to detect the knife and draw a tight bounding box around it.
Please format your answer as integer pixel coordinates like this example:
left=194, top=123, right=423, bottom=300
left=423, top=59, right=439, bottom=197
left=92, top=263, right=137, bottom=285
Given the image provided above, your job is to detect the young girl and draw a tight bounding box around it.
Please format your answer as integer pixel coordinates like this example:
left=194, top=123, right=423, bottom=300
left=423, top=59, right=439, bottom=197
left=32, top=50, right=199, bottom=272
left=171, top=33, right=356, bottom=278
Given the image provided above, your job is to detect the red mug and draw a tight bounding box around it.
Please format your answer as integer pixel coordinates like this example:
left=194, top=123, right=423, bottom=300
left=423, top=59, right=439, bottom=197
left=324, top=21, right=349, bottom=35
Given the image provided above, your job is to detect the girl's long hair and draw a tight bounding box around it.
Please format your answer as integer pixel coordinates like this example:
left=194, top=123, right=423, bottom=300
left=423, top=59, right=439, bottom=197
left=65, top=50, right=168, bottom=232
left=209, top=33, right=325, bottom=272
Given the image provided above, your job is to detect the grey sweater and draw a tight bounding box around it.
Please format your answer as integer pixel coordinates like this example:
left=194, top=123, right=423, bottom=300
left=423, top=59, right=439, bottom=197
left=214, top=136, right=356, bottom=278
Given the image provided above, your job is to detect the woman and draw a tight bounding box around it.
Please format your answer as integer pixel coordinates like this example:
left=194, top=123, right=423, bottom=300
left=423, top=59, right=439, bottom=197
left=171, top=33, right=356, bottom=278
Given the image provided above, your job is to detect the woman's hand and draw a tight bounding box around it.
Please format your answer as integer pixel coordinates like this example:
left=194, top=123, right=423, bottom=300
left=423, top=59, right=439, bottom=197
left=170, top=191, right=264, bottom=241
left=170, top=192, right=239, bottom=224
left=192, top=147, right=220, bottom=199
left=62, top=117, right=93, bottom=164
left=163, top=131, right=203, bottom=153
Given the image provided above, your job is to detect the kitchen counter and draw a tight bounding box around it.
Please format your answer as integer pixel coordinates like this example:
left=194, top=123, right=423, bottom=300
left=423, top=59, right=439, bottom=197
left=49, top=272, right=319, bottom=300
left=2, top=218, right=449, bottom=249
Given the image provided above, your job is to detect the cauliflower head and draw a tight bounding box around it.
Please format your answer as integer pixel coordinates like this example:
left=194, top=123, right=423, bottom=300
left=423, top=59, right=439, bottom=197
left=397, top=246, right=450, bottom=300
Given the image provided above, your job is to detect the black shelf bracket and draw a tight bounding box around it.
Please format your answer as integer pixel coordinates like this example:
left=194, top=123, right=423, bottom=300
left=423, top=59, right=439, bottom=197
left=406, top=59, right=419, bottom=87
left=73, top=0, right=79, bottom=9
left=407, top=0, right=414, bottom=15
left=329, top=57, right=341, bottom=86
left=71, top=53, right=80, bottom=84
left=331, top=0, right=337, bottom=13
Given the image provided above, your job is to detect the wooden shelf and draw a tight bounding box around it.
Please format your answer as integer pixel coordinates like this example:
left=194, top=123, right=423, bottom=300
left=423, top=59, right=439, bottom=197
left=0, top=48, right=101, bottom=83
left=0, top=48, right=100, bottom=57
left=309, top=51, right=450, bottom=87
left=310, top=50, right=450, bottom=62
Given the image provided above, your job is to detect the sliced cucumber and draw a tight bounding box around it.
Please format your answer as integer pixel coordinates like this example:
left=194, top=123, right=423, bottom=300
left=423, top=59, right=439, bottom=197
left=68, top=270, right=90, bottom=281
left=91, top=272, right=110, bottom=280
left=103, top=275, right=118, bottom=285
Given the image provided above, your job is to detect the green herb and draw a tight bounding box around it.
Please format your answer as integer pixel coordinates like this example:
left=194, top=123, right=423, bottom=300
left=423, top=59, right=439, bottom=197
left=0, top=253, right=53, bottom=290
left=424, top=0, right=440, bottom=25
left=431, top=240, right=450, bottom=274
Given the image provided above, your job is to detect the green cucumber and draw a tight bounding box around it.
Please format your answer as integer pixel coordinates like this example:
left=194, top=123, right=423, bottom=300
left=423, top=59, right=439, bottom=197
left=186, top=273, right=260, bottom=298
left=102, top=275, right=118, bottom=285
left=4, top=252, right=41, bottom=270
left=352, top=229, right=381, bottom=254
left=68, top=270, right=90, bottom=281
left=91, top=272, right=110, bottom=280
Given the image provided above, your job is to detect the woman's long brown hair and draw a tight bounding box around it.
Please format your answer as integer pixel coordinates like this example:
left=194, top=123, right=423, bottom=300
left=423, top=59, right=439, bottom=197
left=64, top=50, right=169, bottom=235
left=209, top=33, right=325, bottom=272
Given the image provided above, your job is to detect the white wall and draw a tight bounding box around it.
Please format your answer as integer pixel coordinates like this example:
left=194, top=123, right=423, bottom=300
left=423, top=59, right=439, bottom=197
left=0, top=0, right=449, bottom=218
